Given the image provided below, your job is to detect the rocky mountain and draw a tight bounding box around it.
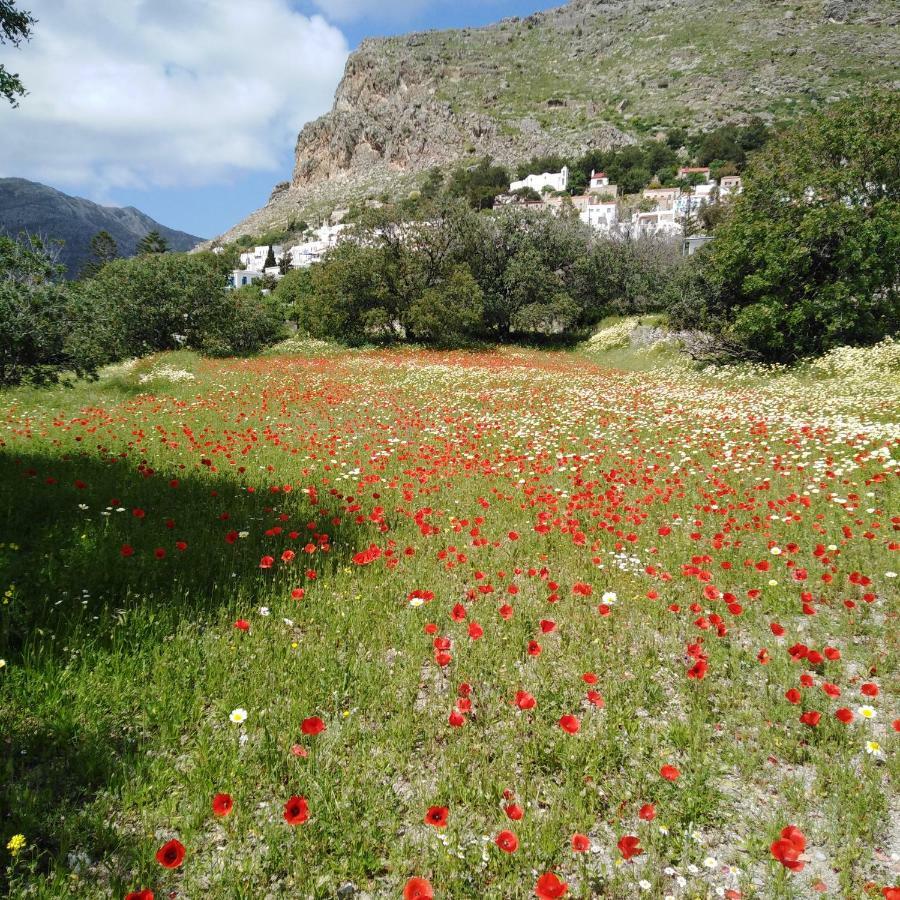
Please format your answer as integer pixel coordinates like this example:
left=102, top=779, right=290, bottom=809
left=216, top=0, right=899, bottom=243
left=0, top=178, right=203, bottom=277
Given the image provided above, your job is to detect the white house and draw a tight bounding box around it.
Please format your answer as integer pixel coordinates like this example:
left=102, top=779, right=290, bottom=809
left=582, top=199, right=619, bottom=232
left=286, top=223, right=348, bottom=269
left=239, top=245, right=283, bottom=270
left=719, top=175, right=743, bottom=198
left=229, top=269, right=264, bottom=289
left=510, top=166, right=569, bottom=195
left=642, top=187, right=680, bottom=210
left=631, top=209, right=682, bottom=238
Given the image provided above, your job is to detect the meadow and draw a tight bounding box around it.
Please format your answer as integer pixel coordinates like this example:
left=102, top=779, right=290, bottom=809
left=0, top=343, right=897, bottom=899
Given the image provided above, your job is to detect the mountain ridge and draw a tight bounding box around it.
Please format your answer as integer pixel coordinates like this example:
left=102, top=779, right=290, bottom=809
left=0, top=177, right=203, bottom=277
left=213, top=0, right=900, bottom=244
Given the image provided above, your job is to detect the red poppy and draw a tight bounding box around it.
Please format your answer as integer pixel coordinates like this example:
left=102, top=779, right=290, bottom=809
left=861, top=682, right=879, bottom=697
left=617, top=834, right=643, bottom=860
left=882, top=888, right=900, bottom=900
left=259, top=556, right=274, bottom=569
left=403, top=877, right=434, bottom=900
left=559, top=714, right=580, bottom=734
left=539, top=619, right=556, bottom=633
left=468, top=621, right=484, bottom=640
left=234, top=619, right=249, bottom=631
left=660, top=764, right=680, bottom=781
left=120, top=544, right=134, bottom=558
left=571, top=833, right=590, bottom=852
left=785, top=688, right=802, bottom=704
left=515, top=690, right=536, bottom=710
left=505, top=803, right=523, bottom=821
left=534, top=872, right=568, bottom=898
left=283, top=795, right=309, bottom=825
left=155, top=839, right=185, bottom=869
left=212, top=793, right=233, bottom=817
left=582, top=672, right=598, bottom=685
left=638, top=803, right=656, bottom=821
left=424, top=806, right=449, bottom=828
left=799, top=710, right=821, bottom=727
left=301, top=716, right=326, bottom=736
left=586, top=690, right=605, bottom=707
left=770, top=825, right=806, bottom=871
left=125, top=891, right=154, bottom=900
left=527, top=640, right=542, bottom=656
left=495, top=830, right=519, bottom=853
left=448, top=709, right=465, bottom=727
left=835, top=707, right=853, bottom=723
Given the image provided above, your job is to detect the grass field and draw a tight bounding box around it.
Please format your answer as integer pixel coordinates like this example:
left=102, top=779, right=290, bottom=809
left=0, top=345, right=897, bottom=899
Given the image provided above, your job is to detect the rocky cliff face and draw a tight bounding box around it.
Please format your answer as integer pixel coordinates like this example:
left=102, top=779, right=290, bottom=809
left=215, top=0, right=899, bottom=243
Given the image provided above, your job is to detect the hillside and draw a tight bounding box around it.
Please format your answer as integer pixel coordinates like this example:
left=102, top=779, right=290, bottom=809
left=214, top=0, right=900, bottom=243
left=0, top=178, right=203, bottom=277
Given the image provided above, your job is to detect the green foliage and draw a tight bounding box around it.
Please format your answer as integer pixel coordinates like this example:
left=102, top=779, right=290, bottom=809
left=0, top=0, right=34, bottom=107
left=79, top=230, right=119, bottom=280
left=136, top=230, right=169, bottom=255
left=80, top=252, right=283, bottom=358
left=0, top=233, right=106, bottom=385
left=446, top=157, right=511, bottom=210
left=690, top=92, right=900, bottom=361
left=407, top=265, right=484, bottom=345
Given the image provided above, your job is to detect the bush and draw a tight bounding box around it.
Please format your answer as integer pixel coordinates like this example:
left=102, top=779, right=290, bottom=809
left=407, top=265, right=484, bottom=345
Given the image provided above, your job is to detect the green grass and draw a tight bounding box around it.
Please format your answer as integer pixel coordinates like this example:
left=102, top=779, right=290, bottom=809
left=0, top=347, right=897, bottom=898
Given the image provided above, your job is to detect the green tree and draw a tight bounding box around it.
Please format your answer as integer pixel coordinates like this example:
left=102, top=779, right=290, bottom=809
left=0, top=0, right=34, bottom=107
left=446, top=157, right=511, bottom=210
left=79, top=230, right=119, bottom=279
left=136, top=230, right=169, bottom=255
left=407, top=265, right=485, bottom=345
left=0, top=233, right=107, bottom=385
left=689, top=92, right=900, bottom=361
left=263, top=245, right=277, bottom=269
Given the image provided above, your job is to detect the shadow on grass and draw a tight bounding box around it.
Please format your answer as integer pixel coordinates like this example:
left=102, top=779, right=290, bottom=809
left=0, top=447, right=365, bottom=890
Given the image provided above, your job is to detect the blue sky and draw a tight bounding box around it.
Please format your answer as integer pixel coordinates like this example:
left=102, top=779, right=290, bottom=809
left=0, top=1, right=557, bottom=239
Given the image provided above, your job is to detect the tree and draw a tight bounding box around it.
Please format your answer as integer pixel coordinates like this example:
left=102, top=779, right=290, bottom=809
left=689, top=92, right=900, bottom=361
left=446, top=157, right=511, bottom=210
left=0, top=0, right=35, bottom=107
left=407, top=265, right=484, bottom=345
left=263, top=245, right=277, bottom=269
left=0, top=232, right=107, bottom=385
left=137, top=230, right=169, bottom=255
left=80, top=230, right=119, bottom=279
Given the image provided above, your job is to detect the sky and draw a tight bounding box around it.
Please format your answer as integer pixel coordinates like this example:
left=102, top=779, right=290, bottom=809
left=0, top=0, right=558, bottom=239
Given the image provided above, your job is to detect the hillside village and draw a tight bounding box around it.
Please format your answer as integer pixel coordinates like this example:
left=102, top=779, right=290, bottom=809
left=227, top=166, right=742, bottom=289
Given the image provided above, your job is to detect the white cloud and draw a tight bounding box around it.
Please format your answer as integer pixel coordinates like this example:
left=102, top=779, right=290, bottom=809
left=0, top=0, right=349, bottom=194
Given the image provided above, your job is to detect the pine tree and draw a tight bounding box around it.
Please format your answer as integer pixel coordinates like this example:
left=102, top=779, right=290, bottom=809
left=264, top=245, right=277, bottom=269
left=80, top=230, right=118, bottom=279
left=137, top=230, right=169, bottom=255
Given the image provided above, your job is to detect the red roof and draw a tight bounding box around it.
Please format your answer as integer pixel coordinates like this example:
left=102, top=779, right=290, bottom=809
left=679, top=166, right=710, bottom=174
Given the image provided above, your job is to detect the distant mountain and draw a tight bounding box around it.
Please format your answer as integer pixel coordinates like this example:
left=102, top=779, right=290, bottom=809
left=216, top=0, right=900, bottom=244
left=0, top=178, right=204, bottom=277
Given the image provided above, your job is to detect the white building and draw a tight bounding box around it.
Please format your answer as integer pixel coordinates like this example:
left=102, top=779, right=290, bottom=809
left=719, top=175, right=743, bottom=198
left=582, top=199, right=619, bottom=232
left=239, top=245, right=283, bottom=270
left=631, top=209, right=682, bottom=238
left=286, top=223, right=347, bottom=269
left=229, top=269, right=264, bottom=289
left=510, top=166, right=569, bottom=195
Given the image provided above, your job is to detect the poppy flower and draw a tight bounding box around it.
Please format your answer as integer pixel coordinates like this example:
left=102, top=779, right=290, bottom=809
left=770, top=825, right=806, bottom=871
left=155, top=839, right=185, bottom=869
left=799, top=710, right=821, bottom=727
left=586, top=690, right=605, bottom=707
left=301, top=716, right=326, bottom=736
left=504, top=803, right=523, bottom=821
left=468, top=621, right=484, bottom=640
left=233, top=619, right=250, bottom=631
left=785, top=688, right=802, bottom=705
left=571, top=833, right=590, bottom=852
left=539, top=619, right=556, bottom=633
left=495, top=830, right=519, bottom=853
left=404, top=877, right=434, bottom=900
left=424, top=806, right=449, bottom=828
left=617, top=834, right=643, bottom=860
left=882, top=888, right=900, bottom=900
left=861, top=682, right=879, bottom=697
left=259, top=556, right=274, bottom=569
left=559, top=714, right=580, bottom=734
left=660, top=764, right=680, bottom=781
left=212, top=793, right=233, bottom=817
left=283, top=795, right=309, bottom=825
left=835, top=707, right=853, bottom=723
left=582, top=672, right=597, bottom=685
left=638, top=803, right=655, bottom=821
left=515, top=690, right=536, bottom=710
left=534, top=872, right=568, bottom=898
left=448, top=709, right=465, bottom=727
left=527, top=640, right=542, bottom=656
left=125, top=891, right=154, bottom=900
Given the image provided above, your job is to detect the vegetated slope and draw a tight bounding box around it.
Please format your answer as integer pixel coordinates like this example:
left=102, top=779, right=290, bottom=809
left=215, top=0, right=900, bottom=242
left=0, top=178, right=203, bottom=277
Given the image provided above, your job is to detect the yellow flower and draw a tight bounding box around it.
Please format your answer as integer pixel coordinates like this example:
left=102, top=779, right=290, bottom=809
left=6, top=834, right=26, bottom=856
